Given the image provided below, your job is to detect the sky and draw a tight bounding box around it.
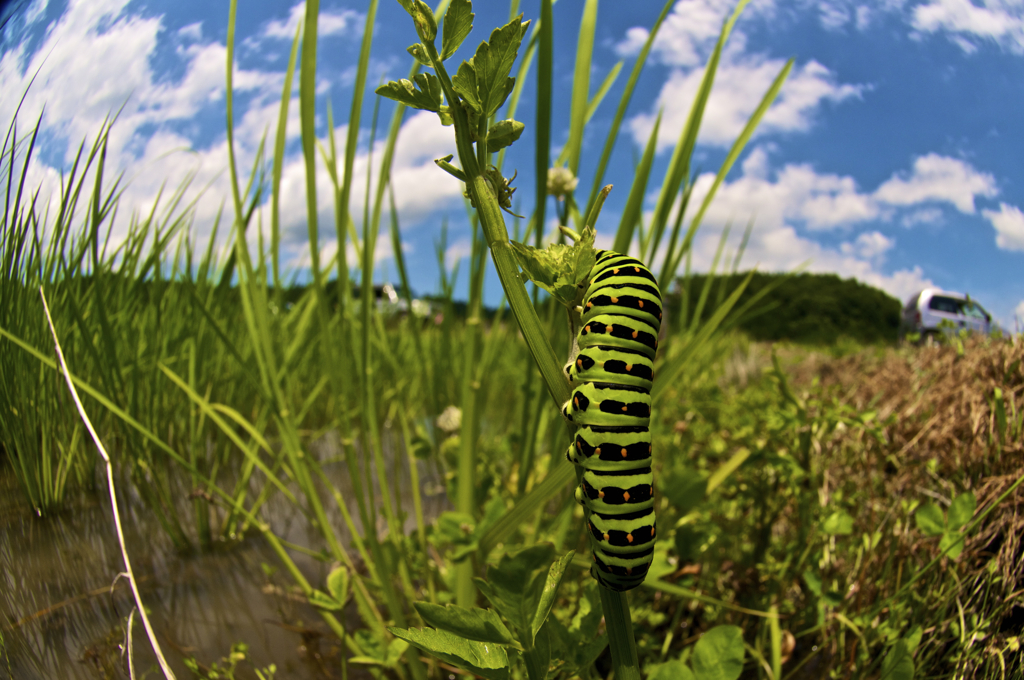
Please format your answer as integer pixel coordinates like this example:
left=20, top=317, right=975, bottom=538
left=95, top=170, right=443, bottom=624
left=1, top=0, right=1023, bottom=329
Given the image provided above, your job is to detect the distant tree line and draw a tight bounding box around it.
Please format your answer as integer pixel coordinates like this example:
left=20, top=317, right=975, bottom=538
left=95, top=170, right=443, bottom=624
left=669, top=271, right=903, bottom=345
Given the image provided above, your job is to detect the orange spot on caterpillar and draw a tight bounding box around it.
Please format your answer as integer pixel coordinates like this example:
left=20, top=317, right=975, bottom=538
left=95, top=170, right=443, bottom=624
left=595, top=447, right=602, bottom=456
left=577, top=359, right=583, bottom=369
left=638, top=300, right=644, bottom=308
left=574, top=397, right=579, bottom=408
left=625, top=364, right=633, bottom=371
left=626, top=567, right=633, bottom=574
left=605, top=325, right=613, bottom=333
left=634, top=266, right=640, bottom=273
left=621, top=447, right=628, bottom=457
left=611, top=296, right=619, bottom=303
left=621, top=405, right=628, bottom=412
left=623, top=491, right=631, bottom=501
left=587, top=301, right=593, bottom=308
left=650, top=486, right=654, bottom=495
left=577, top=441, right=582, bottom=450
left=648, top=444, right=652, bottom=453
left=626, top=533, right=634, bottom=543
left=598, top=490, right=605, bottom=499
left=651, top=526, right=656, bottom=537
left=613, top=268, right=619, bottom=274
left=603, top=532, right=610, bottom=541
left=632, top=330, right=638, bottom=339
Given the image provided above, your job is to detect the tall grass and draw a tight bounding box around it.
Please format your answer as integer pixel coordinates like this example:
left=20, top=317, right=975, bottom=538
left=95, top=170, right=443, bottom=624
left=0, top=0, right=793, bottom=676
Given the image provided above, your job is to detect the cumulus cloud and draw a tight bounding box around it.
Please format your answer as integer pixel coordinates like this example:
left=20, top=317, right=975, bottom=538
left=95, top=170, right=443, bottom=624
left=982, top=202, right=1024, bottom=251
left=911, top=0, right=1024, bottom=54
left=0, top=0, right=462, bottom=276
left=874, top=154, right=998, bottom=214
left=655, top=147, right=1016, bottom=303
left=1015, top=300, right=1024, bottom=325
left=621, top=0, right=863, bottom=150
left=258, top=2, right=363, bottom=40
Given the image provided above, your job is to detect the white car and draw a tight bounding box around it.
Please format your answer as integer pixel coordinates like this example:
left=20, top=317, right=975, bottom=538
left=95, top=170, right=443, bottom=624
left=900, top=288, right=992, bottom=342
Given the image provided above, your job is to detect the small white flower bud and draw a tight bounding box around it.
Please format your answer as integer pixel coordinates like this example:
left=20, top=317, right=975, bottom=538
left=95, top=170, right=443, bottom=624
left=436, top=405, right=462, bottom=433
left=547, top=166, right=578, bottom=198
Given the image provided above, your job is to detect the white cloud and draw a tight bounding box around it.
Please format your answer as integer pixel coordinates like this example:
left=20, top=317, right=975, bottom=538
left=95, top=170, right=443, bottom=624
left=1015, top=300, right=1024, bottom=324
left=630, top=57, right=863, bottom=150
left=982, top=202, right=1024, bottom=251
left=874, top=153, right=998, bottom=214
left=840, top=230, right=894, bottom=260
left=911, top=0, right=1024, bottom=54
left=620, top=0, right=862, bottom=150
left=259, top=2, right=363, bottom=40
left=1, top=0, right=463, bottom=280
left=901, top=207, right=943, bottom=227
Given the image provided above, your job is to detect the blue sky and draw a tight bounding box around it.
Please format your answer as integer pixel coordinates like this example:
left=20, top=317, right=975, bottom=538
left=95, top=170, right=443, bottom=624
left=2, top=0, right=1023, bottom=328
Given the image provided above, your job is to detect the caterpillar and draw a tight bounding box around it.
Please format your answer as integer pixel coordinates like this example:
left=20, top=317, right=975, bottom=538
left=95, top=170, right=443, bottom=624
left=562, top=250, right=662, bottom=591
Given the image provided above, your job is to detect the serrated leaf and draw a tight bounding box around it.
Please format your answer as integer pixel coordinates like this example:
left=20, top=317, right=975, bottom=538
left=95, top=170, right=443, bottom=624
left=441, top=0, right=474, bottom=61
left=914, top=502, right=946, bottom=537
left=375, top=73, right=444, bottom=112
left=389, top=626, right=510, bottom=680
left=326, top=565, right=349, bottom=604
left=650, top=661, right=697, bottom=680
left=308, top=588, right=342, bottom=611
left=452, top=61, right=480, bottom=112
left=879, top=639, right=914, bottom=680
left=822, top=510, right=854, bottom=536
left=472, top=17, right=529, bottom=116
left=510, top=241, right=557, bottom=289
left=691, top=625, right=745, bottom=680
left=407, top=43, right=432, bottom=66
left=414, top=603, right=516, bottom=645
left=486, top=119, right=525, bottom=152
left=529, top=551, right=574, bottom=643
left=947, top=491, right=976, bottom=532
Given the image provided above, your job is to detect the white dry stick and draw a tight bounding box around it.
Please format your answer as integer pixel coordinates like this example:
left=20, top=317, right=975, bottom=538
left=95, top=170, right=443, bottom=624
left=126, top=607, right=137, bottom=680
left=40, top=287, right=178, bottom=680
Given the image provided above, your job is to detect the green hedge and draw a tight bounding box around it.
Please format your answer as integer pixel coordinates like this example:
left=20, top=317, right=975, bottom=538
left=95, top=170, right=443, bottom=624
left=672, top=271, right=902, bottom=345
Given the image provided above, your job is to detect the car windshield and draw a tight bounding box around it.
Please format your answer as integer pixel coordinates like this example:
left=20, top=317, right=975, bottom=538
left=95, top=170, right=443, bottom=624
left=928, top=296, right=964, bottom=315
left=963, top=302, right=988, bottom=320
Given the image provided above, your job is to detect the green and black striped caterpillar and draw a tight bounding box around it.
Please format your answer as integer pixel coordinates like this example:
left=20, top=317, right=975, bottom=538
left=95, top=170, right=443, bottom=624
left=562, top=250, right=661, bottom=591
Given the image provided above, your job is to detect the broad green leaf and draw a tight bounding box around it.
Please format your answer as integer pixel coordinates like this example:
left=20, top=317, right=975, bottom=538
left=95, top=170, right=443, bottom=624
left=914, top=503, right=946, bottom=537
left=523, top=620, right=551, bottom=680
left=662, top=468, right=707, bottom=516
left=691, top=625, right=745, bottom=680
left=529, top=550, right=575, bottom=643
left=879, top=639, right=914, bottom=680
left=441, top=0, right=474, bottom=60
left=452, top=61, right=481, bottom=112
left=473, top=16, right=530, bottom=116
left=570, top=583, right=603, bottom=638
left=822, top=510, right=855, bottom=536
left=414, top=603, right=516, bottom=645
left=475, top=544, right=555, bottom=635
left=905, top=625, right=923, bottom=652
left=650, top=661, right=696, bottom=680
left=375, top=73, right=443, bottom=112
left=407, top=43, right=432, bottom=66
left=486, top=119, right=525, bottom=152
left=939, top=531, right=965, bottom=559
left=388, top=627, right=509, bottom=680
left=308, top=588, right=342, bottom=611
left=802, top=570, right=822, bottom=596
left=326, top=565, right=349, bottom=604
left=947, top=492, right=976, bottom=532
left=647, top=544, right=676, bottom=582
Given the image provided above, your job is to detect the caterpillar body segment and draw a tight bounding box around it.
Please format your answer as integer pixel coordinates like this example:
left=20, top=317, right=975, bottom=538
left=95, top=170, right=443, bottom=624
left=564, top=250, right=662, bottom=592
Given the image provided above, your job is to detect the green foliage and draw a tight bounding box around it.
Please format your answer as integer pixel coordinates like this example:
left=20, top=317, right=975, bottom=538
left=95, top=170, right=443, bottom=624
left=914, top=491, right=976, bottom=559
left=509, top=225, right=596, bottom=307
left=675, top=271, right=902, bottom=345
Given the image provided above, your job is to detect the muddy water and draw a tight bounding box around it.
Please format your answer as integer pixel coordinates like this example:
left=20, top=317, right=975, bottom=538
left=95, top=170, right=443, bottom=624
left=0, top=432, right=449, bottom=679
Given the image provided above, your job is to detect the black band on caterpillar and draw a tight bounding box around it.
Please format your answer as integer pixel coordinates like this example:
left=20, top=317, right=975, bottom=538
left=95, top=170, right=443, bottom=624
left=563, top=250, right=661, bottom=591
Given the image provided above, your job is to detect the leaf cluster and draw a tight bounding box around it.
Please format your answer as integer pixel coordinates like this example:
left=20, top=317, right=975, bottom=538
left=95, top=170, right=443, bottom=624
left=509, top=226, right=597, bottom=308
left=388, top=545, right=581, bottom=679
left=377, top=0, right=529, bottom=155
